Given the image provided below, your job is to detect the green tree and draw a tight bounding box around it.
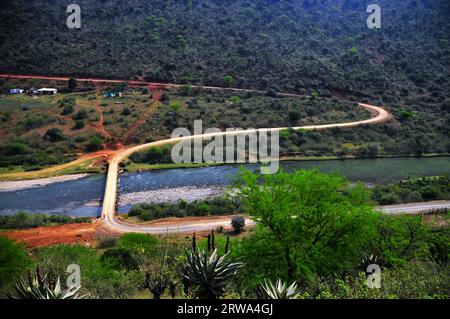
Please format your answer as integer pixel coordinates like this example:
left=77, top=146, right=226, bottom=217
left=72, top=119, right=85, bottom=130
left=86, top=136, right=103, bottom=151
left=68, top=78, right=77, bottom=92
left=223, top=75, right=234, bottom=87
left=370, top=215, right=434, bottom=266
left=234, top=169, right=376, bottom=282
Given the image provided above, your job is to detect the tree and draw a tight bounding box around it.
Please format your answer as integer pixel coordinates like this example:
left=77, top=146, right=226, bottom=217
left=141, top=234, right=181, bottom=299
left=43, top=128, right=65, bottom=142
left=61, top=104, right=74, bottom=115
left=72, top=109, right=88, bottom=121
left=231, top=216, right=246, bottom=233
left=233, top=169, right=376, bottom=281
left=121, top=108, right=131, bottom=116
left=86, top=136, right=103, bottom=151
left=369, top=215, right=434, bottom=267
left=223, top=75, right=234, bottom=87
left=68, top=78, right=77, bottom=92
left=288, top=110, right=301, bottom=123
left=72, top=119, right=85, bottom=130
left=0, top=237, right=31, bottom=289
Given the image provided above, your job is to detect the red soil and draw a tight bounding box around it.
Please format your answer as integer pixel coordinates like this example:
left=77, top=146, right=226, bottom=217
left=3, top=222, right=99, bottom=248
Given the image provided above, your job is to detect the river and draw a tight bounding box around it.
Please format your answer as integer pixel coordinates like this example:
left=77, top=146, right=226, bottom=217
left=0, top=157, right=449, bottom=217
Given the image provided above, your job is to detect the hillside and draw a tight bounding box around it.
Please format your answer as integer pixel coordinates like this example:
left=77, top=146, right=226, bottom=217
left=1, top=0, right=449, bottom=102
left=0, top=0, right=449, bottom=171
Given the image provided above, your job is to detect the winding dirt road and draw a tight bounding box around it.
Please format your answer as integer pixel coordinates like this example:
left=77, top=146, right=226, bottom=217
left=0, top=74, right=393, bottom=234
left=100, top=103, right=391, bottom=233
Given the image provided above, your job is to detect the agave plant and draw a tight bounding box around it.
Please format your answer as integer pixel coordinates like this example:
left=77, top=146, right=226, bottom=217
left=8, top=269, right=88, bottom=299
left=257, top=279, right=301, bottom=299
left=182, top=248, right=244, bottom=299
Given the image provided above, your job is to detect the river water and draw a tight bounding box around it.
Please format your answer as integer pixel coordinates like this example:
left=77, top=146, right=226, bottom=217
left=0, top=157, right=449, bottom=217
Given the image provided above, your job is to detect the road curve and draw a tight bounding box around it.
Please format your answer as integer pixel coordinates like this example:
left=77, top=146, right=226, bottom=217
left=0, top=74, right=394, bottom=233
left=101, top=102, right=392, bottom=233
left=102, top=200, right=450, bottom=234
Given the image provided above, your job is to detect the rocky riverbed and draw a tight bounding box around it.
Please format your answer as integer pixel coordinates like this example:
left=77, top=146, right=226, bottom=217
left=0, top=174, right=91, bottom=192
left=119, top=185, right=226, bottom=206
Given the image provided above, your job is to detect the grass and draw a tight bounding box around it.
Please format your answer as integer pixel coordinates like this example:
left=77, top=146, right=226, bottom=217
left=0, top=158, right=103, bottom=181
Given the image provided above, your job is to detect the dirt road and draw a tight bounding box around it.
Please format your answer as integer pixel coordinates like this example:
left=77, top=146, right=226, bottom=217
left=0, top=74, right=393, bottom=233
left=100, top=102, right=392, bottom=233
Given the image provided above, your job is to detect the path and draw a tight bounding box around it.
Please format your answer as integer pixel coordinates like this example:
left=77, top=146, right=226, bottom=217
left=100, top=103, right=391, bottom=233
left=0, top=74, right=394, bottom=234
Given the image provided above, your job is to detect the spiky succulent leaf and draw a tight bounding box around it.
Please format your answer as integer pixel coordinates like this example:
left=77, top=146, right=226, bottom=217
left=258, top=279, right=301, bottom=299
left=8, top=271, right=88, bottom=299
left=182, top=248, right=244, bottom=299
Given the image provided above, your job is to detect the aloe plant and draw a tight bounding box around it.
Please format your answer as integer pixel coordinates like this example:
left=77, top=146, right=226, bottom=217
left=182, top=248, right=244, bottom=299
left=8, top=270, right=88, bottom=299
left=258, top=279, right=301, bottom=299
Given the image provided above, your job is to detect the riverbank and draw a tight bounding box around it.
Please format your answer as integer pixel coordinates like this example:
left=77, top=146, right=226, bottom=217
left=123, top=153, right=450, bottom=173
left=0, top=173, right=91, bottom=192
left=0, top=158, right=103, bottom=182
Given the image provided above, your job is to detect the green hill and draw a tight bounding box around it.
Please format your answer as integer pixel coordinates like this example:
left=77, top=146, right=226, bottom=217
left=1, top=0, right=449, bottom=101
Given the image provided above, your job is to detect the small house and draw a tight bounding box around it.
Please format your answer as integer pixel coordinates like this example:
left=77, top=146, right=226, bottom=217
left=103, top=91, right=122, bottom=98
left=9, top=89, right=24, bottom=94
left=38, top=88, right=58, bottom=95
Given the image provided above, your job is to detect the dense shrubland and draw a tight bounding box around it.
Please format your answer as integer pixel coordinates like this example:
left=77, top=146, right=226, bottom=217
left=1, top=0, right=449, bottom=104
left=372, top=175, right=450, bottom=205
left=0, top=212, right=91, bottom=230
left=128, top=197, right=241, bottom=222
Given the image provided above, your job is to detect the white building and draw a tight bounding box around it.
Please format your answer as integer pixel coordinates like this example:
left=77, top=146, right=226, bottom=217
left=38, top=88, right=58, bottom=95
left=10, top=89, right=24, bottom=94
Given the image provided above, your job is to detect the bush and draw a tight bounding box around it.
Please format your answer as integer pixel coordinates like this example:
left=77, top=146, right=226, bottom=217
left=43, top=128, right=65, bottom=142
left=372, top=176, right=450, bottom=205
left=121, top=108, right=131, bottom=116
left=61, top=104, right=74, bottom=115
left=231, top=216, right=246, bottom=233
left=72, top=109, right=88, bottom=121
left=0, top=237, right=31, bottom=289
left=101, top=248, right=140, bottom=271
left=35, top=244, right=139, bottom=298
left=96, top=236, right=118, bottom=249
left=0, top=212, right=91, bottom=230
left=368, top=214, right=435, bottom=267
left=117, top=233, right=158, bottom=256
left=128, top=197, right=240, bottom=221
left=86, top=136, right=103, bottom=151
left=72, top=119, right=85, bottom=130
